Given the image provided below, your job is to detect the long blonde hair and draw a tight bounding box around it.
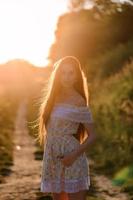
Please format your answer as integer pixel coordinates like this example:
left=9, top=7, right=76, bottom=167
left=36, top=56, right=90, bottom=146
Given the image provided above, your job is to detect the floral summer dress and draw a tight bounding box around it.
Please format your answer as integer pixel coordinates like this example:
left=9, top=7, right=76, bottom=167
left=40, top=102, right=94, bottom=193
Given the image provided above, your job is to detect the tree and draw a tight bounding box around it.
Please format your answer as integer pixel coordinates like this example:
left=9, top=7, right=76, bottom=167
left=68, top=0, right=133, bottom=14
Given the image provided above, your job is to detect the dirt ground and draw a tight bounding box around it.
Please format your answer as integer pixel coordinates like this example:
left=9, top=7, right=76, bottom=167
left=0, top=100, right=42, bottom=200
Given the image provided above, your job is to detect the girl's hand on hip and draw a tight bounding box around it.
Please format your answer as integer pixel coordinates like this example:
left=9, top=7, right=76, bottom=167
left=57, top=152, right=76, bottom=167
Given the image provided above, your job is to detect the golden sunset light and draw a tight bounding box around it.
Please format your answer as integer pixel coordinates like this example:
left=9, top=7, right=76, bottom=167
left=0, top=0, right=133, bottom=199
left=0, top=0, right=68, bottom=67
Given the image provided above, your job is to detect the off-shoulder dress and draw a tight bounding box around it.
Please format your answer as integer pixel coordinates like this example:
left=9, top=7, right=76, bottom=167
left=40, top=103, right=94, bottom=193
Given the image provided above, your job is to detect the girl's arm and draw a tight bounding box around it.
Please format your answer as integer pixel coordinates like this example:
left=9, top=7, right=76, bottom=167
left=60, top=122, right=97, bottom=167
left=73, top=122, right=97, bottom=159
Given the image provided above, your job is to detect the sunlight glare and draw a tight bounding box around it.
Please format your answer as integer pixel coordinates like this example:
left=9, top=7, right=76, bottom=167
left=0, top=0, right=68, bottom=66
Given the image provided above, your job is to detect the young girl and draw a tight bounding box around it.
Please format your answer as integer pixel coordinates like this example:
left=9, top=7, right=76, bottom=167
left=37, top=56, right=96, bottom=200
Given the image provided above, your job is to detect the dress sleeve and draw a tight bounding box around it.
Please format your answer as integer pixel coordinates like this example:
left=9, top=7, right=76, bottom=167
left=69, top=106, right=94, bottom=124
left=51, top=106, right=94, bottom=124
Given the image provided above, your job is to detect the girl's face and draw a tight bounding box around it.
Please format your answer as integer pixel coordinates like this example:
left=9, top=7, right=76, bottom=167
left=60, top=63, right=77, bottom=89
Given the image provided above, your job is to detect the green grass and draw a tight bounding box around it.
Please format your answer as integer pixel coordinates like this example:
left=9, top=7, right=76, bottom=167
left=87, top=61, right=133, bottom=200
left=0, top=94, right=19, bottom=182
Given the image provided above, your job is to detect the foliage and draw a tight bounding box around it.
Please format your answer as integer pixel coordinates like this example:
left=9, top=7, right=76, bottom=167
left=0, top=94, right=19, bottom=180
left=49, top=3, right=133, bottom=68
left=86, top=39, right=133, bottom=82
left=89, top=61, right=133, bottom=178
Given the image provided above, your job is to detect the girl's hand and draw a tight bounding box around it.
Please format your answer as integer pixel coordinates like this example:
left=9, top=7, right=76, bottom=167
left=57, top=152, right=77, bottom=167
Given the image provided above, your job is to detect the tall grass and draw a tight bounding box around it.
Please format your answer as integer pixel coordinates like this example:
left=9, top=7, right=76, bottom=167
left=90, top=60, right=133, bottom=178
left=0, top=94, right=20, bottom=182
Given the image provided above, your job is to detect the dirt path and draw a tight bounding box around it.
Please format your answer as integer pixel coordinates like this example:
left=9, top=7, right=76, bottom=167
left=0, top=100, right=130, bottom=200
left=0, top=100, right=42, bottom=200
left=91, top=172, right=129, bottom=200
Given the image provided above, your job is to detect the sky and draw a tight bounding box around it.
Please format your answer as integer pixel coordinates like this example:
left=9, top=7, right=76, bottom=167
left=0, top=0, right=68, bottom=66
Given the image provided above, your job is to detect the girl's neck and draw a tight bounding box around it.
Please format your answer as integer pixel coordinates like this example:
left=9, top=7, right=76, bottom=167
left=55, top=87, right=78, bottom=104
left=61, top=87, right=76, bottom=96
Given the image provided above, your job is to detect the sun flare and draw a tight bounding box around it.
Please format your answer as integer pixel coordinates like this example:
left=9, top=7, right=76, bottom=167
left=0, top=0, right=68, bottom=66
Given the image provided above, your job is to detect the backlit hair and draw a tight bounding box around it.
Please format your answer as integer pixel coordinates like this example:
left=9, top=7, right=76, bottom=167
left=36, top=56, right=90, bottom=146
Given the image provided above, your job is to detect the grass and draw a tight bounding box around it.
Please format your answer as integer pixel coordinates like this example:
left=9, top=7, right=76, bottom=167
left=0, top=94, right=20, bottom=182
